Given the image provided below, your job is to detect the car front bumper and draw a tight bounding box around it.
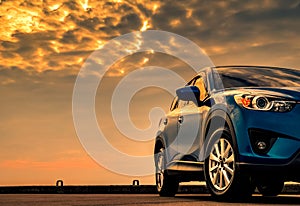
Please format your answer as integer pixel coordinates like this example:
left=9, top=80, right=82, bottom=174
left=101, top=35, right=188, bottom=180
left=229, top=101, right=300, bottom=173
left=237, top=150, right=300, bottom=181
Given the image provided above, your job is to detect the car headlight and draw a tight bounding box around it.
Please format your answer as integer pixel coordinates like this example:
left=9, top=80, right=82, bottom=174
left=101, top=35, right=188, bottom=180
left=234, top=94, right=296, bottom=112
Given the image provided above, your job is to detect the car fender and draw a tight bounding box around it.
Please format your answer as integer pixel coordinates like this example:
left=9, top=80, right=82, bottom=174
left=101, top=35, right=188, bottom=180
left=201, top=107, right=240, bottom=162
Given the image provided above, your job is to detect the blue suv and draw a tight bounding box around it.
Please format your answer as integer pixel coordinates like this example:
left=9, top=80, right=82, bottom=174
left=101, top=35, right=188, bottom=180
left=154, top=66, right=300, bottom=199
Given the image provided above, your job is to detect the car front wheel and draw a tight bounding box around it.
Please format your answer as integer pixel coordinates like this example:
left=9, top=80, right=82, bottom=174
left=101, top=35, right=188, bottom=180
left=204, top=127, right=254, bottom=200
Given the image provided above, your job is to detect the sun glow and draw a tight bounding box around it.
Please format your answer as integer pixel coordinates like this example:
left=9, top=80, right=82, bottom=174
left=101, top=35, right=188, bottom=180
left=49, top=4, right=61, bottom=11
left=170, top=19, right=181, bottom=27
left=142, top=57, right=149, bottom=64
left=152, top=4, right=159, bottom=14
left=59, top=10, right=70, bottom=22
left=97, top=40, right=105, bottom=49
left=37, top=48, right=45, bottom=57
left=77, top=58, right=83, bottom=64
left=79, top=0, right=90, bottom=11
left=51, top=41, right=60, bottom=53
left=186, top=9, right=193, bottom=18
left=140, top=20, right=150, bottom=31
left=0, top=7, right=40, bottom=41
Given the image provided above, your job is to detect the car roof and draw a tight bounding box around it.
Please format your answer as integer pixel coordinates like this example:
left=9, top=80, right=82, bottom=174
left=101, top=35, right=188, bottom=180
left=212, top=65, right=297, bottom=70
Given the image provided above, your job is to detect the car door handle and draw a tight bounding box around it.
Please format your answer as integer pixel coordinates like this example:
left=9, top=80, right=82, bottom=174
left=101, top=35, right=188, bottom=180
left=178, top=116, right=184, bottom=124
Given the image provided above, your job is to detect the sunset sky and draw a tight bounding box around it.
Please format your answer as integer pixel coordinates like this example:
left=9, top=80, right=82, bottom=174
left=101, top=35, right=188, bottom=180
left=1, top=0, right=300, bottom=185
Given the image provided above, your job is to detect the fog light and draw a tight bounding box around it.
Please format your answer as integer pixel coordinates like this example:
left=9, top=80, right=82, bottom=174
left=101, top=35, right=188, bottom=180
left=256, top=141, right=267, bottom=150
left=249, top=129, right=278, bottom=155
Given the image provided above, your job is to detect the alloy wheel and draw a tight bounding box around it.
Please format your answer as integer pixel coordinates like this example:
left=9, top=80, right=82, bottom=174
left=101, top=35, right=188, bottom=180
left=208, top=138, right=235, bottom=191
left=156, top=148, right=164, bottom=190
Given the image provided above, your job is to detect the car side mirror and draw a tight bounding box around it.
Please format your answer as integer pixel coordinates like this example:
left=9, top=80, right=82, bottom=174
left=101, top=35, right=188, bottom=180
left=176, top=86, right=201, bottom=106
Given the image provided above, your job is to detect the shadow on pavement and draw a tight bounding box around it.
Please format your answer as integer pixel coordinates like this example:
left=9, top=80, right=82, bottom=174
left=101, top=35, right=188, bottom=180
left=176, top=194, right=300, bottom=205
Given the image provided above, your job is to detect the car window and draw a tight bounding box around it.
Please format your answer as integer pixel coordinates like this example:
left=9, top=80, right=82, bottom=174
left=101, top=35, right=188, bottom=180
left=170, top=96, right=178, bottom=111
left=178, top=99, right=187, bottom=109
left=170, top=96, right=190, bottom=111
left=214, top=67, right=300, bottom=88
left=194, top=76, right=208, bottom=101
left=171, top=74, right=208, bottom=110
left=186, top=77, right=196, bottom=86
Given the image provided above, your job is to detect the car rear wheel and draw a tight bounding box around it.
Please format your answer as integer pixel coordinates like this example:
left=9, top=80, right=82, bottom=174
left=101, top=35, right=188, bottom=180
left=155, top=148, right=179, bottom=197
left=204, top=127, right=254, bottom=200
left=257, top=179, right=284, bottom=196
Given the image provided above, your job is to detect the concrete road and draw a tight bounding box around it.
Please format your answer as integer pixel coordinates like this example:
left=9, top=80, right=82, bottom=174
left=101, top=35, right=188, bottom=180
left=0, top=194, right=300, bottom=206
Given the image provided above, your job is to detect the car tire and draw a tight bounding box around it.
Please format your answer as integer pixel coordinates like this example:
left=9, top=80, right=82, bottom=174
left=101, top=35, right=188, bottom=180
left=204, top=126, right=254, bottom=200
left=257, top=179, right=284, bottom=196
left=155, top=148, right=179, bottom=197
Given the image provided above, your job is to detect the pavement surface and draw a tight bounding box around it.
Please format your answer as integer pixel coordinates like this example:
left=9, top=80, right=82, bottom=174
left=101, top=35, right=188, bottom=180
left=0, top=194, right=300, bottom=206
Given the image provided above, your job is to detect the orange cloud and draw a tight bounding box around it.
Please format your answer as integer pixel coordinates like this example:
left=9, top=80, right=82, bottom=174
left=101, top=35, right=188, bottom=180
left=0, top=0, right=162, bottom=73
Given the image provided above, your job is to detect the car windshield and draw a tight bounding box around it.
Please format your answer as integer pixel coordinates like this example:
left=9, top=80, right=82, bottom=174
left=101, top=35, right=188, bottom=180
left=214, top=66, right=300, bottom=89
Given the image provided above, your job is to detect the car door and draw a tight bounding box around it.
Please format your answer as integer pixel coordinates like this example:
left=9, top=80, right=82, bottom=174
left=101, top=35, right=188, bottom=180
left=177, top=74, right=209, bottom=160
left=162, top=96, right=181, bottom=163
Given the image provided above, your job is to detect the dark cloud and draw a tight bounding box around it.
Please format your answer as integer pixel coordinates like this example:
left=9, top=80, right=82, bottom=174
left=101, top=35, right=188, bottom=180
left=77, top=17, right=102, bottom=32
left=60, top=30, right=79, bottom=44
left=48, top=60, right=60, bottom=67
left=1, top=41, right=18, bottom=50
left=62, top=0, right=80, bottom=10
left=12, top=31, right=57, bottom=41
left=11, top=31, right=57, bottom=57
left=150, top=0, right=300, bottom=69
left=117, top=13, right=142, bottom=31
left=103, top=17, right=118, bottom=27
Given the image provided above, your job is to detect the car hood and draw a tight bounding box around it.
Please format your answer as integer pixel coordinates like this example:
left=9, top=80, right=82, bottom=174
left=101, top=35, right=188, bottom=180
left=225, top=87, right=300, bottom=100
